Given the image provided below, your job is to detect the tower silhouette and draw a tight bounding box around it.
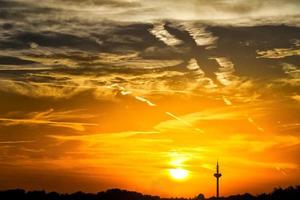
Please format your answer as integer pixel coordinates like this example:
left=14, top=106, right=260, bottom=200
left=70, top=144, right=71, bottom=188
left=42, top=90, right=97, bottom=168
left=214, top=162, right=222, bottom=199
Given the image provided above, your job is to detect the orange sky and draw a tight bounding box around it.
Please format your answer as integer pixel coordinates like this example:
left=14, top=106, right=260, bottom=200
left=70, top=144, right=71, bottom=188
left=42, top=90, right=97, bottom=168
left=0, top=0, right=300, bottom=198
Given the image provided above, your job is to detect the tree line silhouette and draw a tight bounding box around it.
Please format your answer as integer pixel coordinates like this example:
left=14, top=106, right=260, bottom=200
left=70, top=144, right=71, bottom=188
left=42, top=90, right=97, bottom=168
left=0, top=186, right=299, bottom=200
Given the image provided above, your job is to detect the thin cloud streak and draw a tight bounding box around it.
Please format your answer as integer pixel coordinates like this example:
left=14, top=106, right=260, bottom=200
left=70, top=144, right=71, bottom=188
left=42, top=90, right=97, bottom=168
left=0, top=109, right=98, bottom=131
left=0, top=140, right=35, bottom=144
left=149, top=23, right=182, bottom=46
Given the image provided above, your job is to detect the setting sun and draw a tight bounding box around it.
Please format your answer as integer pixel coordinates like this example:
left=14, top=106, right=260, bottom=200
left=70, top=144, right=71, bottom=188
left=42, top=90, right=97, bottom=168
left=169, top=168, right=189, bottom=180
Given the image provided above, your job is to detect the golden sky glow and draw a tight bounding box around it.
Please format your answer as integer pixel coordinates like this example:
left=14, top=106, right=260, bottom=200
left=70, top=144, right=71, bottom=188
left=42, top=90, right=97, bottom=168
left=0, top=0, right=300, bottom=198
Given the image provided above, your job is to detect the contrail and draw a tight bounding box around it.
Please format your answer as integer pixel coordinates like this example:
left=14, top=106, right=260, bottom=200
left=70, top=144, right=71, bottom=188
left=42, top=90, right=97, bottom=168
left=135, top=96, right=156, bottom=107
left=165, top=112, right=204, bottom=133
left=106, top=84, right=203, bottom=132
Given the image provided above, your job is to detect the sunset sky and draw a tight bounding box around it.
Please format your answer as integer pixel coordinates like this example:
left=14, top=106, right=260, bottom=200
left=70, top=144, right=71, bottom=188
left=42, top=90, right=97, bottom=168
left=0, top=0, right=300, bottom=198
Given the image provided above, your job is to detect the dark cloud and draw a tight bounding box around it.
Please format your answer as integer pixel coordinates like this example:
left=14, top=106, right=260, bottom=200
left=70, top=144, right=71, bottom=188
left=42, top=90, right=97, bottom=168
left=62, top=0, right=141, bottom=7
left=1, top=31, right=101, bottom=51
left=0, top=0, right=60, bottom=20
left=0, top=20, right=299, bottom=89
left=0, top=56, right=37, bottom=65
left=207, top=25, right=300, bottom=79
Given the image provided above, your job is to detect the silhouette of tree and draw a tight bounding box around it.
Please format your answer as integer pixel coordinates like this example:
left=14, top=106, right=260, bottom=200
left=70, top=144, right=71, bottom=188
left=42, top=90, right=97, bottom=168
left=0, top=185, right=299, bottom=200
left=26, top=190, right=46, bottom=200
left=0, top=189, right=25, bottom=199
left=195, top=193, right=205, bottom=200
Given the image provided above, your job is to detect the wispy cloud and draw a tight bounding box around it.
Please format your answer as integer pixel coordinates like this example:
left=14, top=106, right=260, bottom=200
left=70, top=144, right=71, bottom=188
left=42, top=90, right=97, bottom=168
left=165, top=112, right=194, bottom=128
left=275, top=63, right=300, bottom=86
left=186, top=59, right=217, bottom=89
left=257, top=48, right=300, bottom=58
left=213, top=57, right=241, bottom=87
left=179, top=23, right=217, bottom=47
left=291, top=95, right=300, bottom=102
left=222, top=96, right=233, bottom=106
left=135, top=96, right=156, bottom=106
left=149, top=23, right=182, bottom=46
left=0, top=140, right=35, bottom=144
left=0, top=109, right=97, bottom=131
left=247, top=116, right=265, bottom=132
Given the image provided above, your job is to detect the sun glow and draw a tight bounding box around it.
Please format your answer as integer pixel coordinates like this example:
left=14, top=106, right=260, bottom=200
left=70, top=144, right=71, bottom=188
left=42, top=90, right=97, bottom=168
left=169, top=168, right=189, bottom=180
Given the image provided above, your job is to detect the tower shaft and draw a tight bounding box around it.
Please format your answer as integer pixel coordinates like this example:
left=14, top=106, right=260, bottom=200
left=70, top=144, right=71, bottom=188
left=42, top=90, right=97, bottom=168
left=216, top=176, right=220, bottom=198
left=213, top=162, right=222, bottom=199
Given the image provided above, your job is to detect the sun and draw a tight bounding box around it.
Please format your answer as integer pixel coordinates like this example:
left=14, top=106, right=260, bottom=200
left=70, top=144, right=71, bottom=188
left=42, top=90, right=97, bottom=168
left=169, top=168, right=189, bottom=180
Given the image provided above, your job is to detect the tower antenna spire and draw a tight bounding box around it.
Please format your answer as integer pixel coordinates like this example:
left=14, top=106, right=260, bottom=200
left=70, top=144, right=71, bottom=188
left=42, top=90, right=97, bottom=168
left=214, top=161, right=222, bottom=199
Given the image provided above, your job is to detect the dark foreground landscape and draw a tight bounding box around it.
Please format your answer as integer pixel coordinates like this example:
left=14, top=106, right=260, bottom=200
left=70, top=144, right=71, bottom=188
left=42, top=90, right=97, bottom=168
left=0, top=186, right=299, bottom=200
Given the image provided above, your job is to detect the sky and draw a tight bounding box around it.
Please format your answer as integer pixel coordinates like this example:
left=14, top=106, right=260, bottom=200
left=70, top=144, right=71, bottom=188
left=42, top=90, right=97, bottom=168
left=0, top=0, right=300, bottom=198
